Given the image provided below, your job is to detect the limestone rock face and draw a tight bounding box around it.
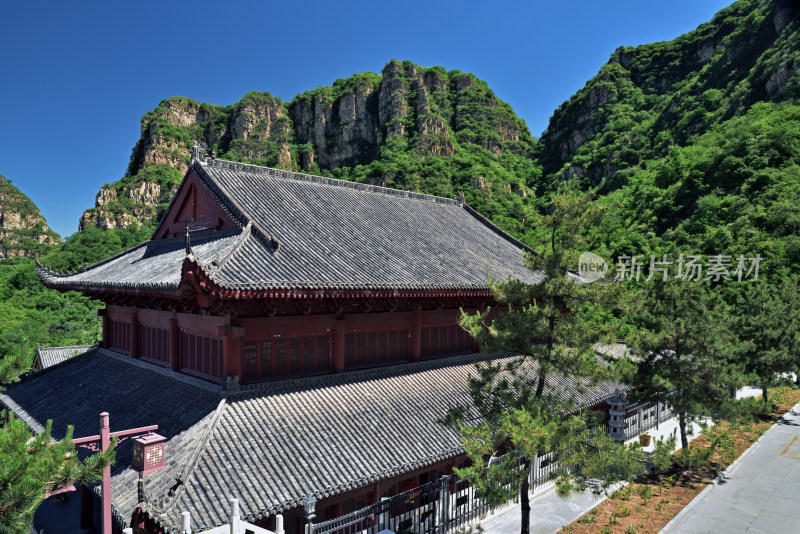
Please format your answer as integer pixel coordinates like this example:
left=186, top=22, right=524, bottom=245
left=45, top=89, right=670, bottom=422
left=231, top=95, right=289, bottom=141
left=95, top=187, right=117, bottom=207
left=0, top=174, right=60, bottom=258
left=128, top=181, right=161, bottom=205
left=83, top=60, right=538, bottom=232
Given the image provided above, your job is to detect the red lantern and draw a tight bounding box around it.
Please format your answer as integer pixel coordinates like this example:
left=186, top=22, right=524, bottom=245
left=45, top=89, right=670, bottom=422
left=131, top=433, right=166, bottom=475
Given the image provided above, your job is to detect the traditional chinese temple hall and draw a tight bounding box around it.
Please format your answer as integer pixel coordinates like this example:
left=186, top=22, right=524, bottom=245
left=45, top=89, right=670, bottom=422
left=2, top=155, right=622, bottom=533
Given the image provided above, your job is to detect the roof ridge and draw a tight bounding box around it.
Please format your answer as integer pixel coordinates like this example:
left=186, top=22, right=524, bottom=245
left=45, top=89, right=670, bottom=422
left=36, top=344, right=92, bottom=351
left=207, top=222, right=252, bottom=274
left=205, top=158, right=461, bottom=207
left=462, top=204, right=537, bottom=255
left=143, top=397, right=228, bottom=529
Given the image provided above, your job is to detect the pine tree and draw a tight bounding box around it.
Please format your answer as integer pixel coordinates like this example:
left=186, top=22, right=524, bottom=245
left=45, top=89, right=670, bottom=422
left=629, top=278, right=733, bottom=450
left=732, top=278, right=800, bottom=403
left=444, top=184, right=651, bottom=534
left=0, top=344, right=116, bottom=534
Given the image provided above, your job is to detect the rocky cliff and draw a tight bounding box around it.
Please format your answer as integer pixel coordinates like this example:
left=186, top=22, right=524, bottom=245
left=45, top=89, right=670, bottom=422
left=0, top=174, right=60, bottom=258
left=81, top=60, right=538, bottom=232
left=539, top=0, right=800, bottom=184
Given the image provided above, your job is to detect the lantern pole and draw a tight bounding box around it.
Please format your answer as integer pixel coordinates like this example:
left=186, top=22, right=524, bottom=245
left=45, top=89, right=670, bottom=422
left=100, top=412, right=111, bottom=534
left=302, top=496, right=317, bottom=534
left=72, top=413, right=161, bottom=534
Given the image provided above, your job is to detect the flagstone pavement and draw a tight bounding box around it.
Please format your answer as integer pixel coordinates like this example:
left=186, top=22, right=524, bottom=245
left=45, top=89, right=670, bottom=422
left=662, top=402, right=800, bottom=534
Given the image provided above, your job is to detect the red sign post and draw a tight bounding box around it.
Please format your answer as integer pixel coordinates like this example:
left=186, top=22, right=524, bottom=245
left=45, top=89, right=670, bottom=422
left=73, top=412, right=162, bottom=534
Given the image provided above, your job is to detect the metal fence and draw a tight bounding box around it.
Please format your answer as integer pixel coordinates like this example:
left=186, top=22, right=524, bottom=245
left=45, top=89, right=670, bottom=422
left=621, top=400, right=673, bottom=441
left=311, top=474, right=485, bottom=534
left=311, top=450, right=567, bottom=534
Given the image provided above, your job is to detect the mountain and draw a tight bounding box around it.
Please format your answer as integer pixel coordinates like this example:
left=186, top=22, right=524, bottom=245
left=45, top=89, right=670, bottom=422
left=536, top=0, right=800, bottom=279
left=0, top=174, right=60, bottom=258
left=81, top=60, right=539, bottom=236
left=540, top=0, right=799, bottom=183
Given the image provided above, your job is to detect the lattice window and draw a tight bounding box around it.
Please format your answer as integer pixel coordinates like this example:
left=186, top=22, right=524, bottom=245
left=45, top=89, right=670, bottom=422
left=274, top=339, right=288, bottom=377
left=244, top=341, right=258, bottom=381
left=303, top=338, right=315, bottom=373
left=289, top=338, right=301, bottom=375
left=367, top=332, right=378, bottom=366
left=378, top=331, right=387, bottom=362
left=260, top=340, right=272, bottom=378
left=421, top=324, right=472, bottom=359
left=345, top=333, right=356, bottom=368
left=243, top=335, right=327, bottom=382
left=315, top=335, right=327, bottom=371
left=140, top=325, right=169, bottom=364
left=398, top=330, right=408, bottom=361
left=344, top=329, right=408, bottom=369
left=109, top=319, right=131, bottom=354
left=181, top=333, right=223, bottom=379
left=357, top=332, right=367, bottom=366
left=388, top=330, right=399, bottom=361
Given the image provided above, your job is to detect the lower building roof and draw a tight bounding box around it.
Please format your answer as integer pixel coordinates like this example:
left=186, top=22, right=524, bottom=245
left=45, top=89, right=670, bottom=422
left=33, top=345, right=93, bottom=370
left=1, top=348, right=624, bottom=532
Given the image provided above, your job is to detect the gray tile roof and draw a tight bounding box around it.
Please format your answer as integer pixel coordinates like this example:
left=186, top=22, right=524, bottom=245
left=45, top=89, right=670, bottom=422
left=0, top=349, right=623, bottom=533
left=33, top=345, right=92, bottom=370
left=39, top=159, right=543, bottom=292
left=37, top=229, right=243, bottom=290
left=0, top=350, right=223, bottom=529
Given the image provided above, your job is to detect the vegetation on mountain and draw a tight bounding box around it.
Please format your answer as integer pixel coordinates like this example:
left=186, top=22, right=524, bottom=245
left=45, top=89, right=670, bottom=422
left=539, top=0, right=800, bottom=282
left=0, top=225, right=150, bottom=363
left=0, top=175, right=60, bottom=259
left=83, top=59, right=540, bottom=235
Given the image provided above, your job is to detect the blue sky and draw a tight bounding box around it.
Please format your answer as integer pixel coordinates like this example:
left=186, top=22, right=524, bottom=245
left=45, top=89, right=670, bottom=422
left=0, top=0, right=733, bottom=240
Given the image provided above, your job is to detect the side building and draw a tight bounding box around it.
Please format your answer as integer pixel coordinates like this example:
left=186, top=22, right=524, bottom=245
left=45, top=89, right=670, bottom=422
left=2, top=152, right=620, bottom=533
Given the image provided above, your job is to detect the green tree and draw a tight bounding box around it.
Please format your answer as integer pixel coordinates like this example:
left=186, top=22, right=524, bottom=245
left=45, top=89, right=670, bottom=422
left=0, top=346, right=116, bottom=533
left=445, top=184, right=650, bottom=534
left=732, top=278, right=800, bottom=403
left=629, top=278, right=734, bottom=450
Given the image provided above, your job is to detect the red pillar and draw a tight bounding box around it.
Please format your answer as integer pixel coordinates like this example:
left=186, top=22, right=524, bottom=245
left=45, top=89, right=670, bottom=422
left=332, top=320, right=345, bottom=372
left=409, top=305, right=421, bottom=362
left=100, top=412, right=111, bottom=534
left=130, top=313, right=140, bottom=358
left=169, top=318, right=181, bottom=371
left=220, top=317, right=245, bottom=379
left=80, top=484, right=94, bottom=531
left=99, top=308, right=109, bottom=348
left=223, top=333, right=242, bottom=378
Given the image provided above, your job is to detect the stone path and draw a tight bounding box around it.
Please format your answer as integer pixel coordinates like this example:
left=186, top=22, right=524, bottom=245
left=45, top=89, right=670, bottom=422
left=662, top=402, right=800, bottom=534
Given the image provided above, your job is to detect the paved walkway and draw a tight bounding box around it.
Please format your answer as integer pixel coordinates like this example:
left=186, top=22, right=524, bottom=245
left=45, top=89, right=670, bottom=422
left=663, top=402, right=800, bottom=534
left=479, top=416, right=710, bottom=534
